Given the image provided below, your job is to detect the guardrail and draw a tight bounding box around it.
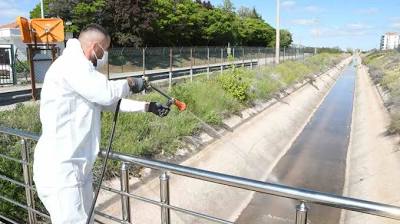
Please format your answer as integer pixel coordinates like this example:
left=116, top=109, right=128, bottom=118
left=1, top=126, right=400, bottom=224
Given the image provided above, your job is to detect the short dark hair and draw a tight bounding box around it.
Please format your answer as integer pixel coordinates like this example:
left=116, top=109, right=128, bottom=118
left=79, top=24, right=110, bottom=38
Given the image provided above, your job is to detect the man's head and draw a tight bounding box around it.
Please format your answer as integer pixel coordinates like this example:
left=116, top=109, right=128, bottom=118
left=78, top=24, right=111, bottom=67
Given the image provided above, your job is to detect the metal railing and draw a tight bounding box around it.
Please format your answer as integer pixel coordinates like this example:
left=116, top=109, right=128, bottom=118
left=1, top=126, right=400, bottom=224
left=103, top=46, right=314, bottom=87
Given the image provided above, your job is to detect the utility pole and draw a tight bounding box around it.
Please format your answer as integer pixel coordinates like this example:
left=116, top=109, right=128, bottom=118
left=275, top=0, right=280, bottom=64
left=40, top=0, right=44, bottom=18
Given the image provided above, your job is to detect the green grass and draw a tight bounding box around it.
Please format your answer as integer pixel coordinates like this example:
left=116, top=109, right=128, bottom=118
left=363, top=50, right=400, bottom=134
left=1, top=53, right=346, bottom=158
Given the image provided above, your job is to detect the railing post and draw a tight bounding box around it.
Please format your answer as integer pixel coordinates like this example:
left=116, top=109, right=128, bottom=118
left=169, top=48, right=172, bottom=90
left=160, top=172, right=170, bottom=224
left=120, top=162, right=131, bottom=223
left=190, top=48, right=193, bottom=82
left=21, top=139, right=36, bottom=224
left=295, top=202, right=308, bottom=224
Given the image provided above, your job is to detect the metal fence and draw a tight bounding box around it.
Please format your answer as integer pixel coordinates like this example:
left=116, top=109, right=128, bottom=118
left=0, top=44, right=16, bottom=85
left=1, top=126, right=400, bottom=224
left=103, top=46, right=314, bottom=82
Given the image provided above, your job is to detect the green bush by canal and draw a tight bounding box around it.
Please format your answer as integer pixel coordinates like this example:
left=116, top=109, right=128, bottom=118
left=363, top=50, right=400, bottom=134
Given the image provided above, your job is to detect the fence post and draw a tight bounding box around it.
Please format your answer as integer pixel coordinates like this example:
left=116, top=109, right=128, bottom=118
left=232, top=47, right=235, bottom=69
left=160, top=172, right=170, bottom=224
left=220, top=48, right=223, bottom=74
left=142, top=48, right=146, bottom=76
left=295, top=202, right=308, bottom=224
left=283, top=47, right=286, bottom=62
left=250, top=48, right=253, bottom=70
left=21, top=139, right=36, bottom=224
left=27, top=46, right=37, bottom=100
left=169, top=48, right=172, bottom=89
left=265, top=48, right=268, bottom=65
left=11, top=45, right=17, bottom=85
left=190, top=48, right=193, bottom=82
left=120, top=162, right=131, bottom=223
left=242, top=47, right=245, bottom=67
left=207, top=47, right=210, bottom=79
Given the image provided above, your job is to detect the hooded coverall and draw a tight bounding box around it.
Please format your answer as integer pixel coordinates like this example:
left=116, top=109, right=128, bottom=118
left=33, top=39, right=146, bottom=223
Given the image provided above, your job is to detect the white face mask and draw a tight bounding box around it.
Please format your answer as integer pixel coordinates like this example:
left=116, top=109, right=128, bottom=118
left=93, top=44, right=108, bottom=69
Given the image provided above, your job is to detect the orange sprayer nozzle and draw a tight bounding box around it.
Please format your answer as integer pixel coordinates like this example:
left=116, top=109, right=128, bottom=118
left=174, top=99, right=187, bottom=111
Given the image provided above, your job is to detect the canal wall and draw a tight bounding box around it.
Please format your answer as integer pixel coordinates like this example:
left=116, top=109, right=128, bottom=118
left=97, top=57, right=353, bottom=223
left=341, top=58, right=400, bottom=224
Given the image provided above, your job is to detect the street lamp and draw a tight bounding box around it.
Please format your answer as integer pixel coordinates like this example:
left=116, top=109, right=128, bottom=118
left=40, top=0, right=44, bottom=18
left=65, top=21, right=73, bottom=41
left=275, top=0, right=280, bottom=64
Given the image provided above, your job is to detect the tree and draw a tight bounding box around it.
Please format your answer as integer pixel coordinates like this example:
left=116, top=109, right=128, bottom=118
left=268, top=29, right=293, bottom=48
left=72, top=0, right=106, bottom=33
left=30, top=0, right=51, bottom=18
left=237, top=6, right=261, bottom=19
left=30, top=0, right=105, bottom=33
left=221, top=0, right=235, bottom=13
left=238, top=17, right=274, bottom=46
left=28, top=0, right=292, bottom=47
left=195, top=0, right=213, bottom=9
left=102, top=0, right=157, bottom=46
left=201, top=8, right=239, bottom=45
left=150, top=0, right=206, bottom=46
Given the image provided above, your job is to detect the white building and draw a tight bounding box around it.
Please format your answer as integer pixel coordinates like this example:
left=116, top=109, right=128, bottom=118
left=0, top=22, right=28, bottom=60
left=380, top=32, right=400, bottom=50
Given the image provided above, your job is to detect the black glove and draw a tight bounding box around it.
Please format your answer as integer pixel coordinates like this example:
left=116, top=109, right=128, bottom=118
left=130, top=77, right=145, bottom=93
left=147, top=102, right=170, bottom=117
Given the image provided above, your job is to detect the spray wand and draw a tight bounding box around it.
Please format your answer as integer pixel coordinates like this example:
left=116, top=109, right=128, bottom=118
left=145, top=81, right=187, bottom=112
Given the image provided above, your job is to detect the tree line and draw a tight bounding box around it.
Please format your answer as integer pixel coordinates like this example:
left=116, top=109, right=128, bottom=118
left=30, top=0, right=293, bottom=48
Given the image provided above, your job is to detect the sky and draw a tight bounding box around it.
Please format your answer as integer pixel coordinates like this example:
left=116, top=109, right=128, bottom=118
left=1, top=0, right=399, bottom=50
left=211, top=0, right=400, bottom=50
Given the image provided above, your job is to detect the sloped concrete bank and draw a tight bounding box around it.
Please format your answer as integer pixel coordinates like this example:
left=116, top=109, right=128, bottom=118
left=341, top=58, right=400, bottom=224
left=97, top=57, right=352, bottom=223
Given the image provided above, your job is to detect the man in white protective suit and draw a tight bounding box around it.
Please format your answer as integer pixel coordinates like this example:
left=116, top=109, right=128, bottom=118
left=33, top=24, right=170, bottom=223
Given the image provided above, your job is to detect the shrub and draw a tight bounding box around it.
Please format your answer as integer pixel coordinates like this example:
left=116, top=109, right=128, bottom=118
left=217, top=68, right=254, bottom=102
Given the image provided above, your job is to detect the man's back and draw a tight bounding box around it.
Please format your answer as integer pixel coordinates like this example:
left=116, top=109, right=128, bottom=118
left=34, top=39, right=129, bottom=188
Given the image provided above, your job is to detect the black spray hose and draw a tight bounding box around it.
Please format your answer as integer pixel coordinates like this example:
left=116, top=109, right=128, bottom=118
left=86, top=99, right=122, bottom=224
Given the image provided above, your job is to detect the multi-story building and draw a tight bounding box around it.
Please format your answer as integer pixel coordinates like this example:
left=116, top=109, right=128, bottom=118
left=380, top=32, right=400, bottom=50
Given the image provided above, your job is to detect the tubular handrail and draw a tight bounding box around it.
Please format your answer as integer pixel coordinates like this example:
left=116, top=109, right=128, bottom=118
left=1, top=126, right=400, bottom=222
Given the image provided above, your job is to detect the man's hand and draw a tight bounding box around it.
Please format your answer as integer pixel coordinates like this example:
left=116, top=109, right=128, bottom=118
left=146, top=102, right=170, bottom=117
left=127, top=77, right=145, bottom=93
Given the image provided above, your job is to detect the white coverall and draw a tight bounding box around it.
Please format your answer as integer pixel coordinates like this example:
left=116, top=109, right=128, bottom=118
left=33, top=39, right=146, bottom=223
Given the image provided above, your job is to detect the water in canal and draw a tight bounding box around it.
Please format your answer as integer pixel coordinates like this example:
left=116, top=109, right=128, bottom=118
left=236, top=59, right=357, bottom=224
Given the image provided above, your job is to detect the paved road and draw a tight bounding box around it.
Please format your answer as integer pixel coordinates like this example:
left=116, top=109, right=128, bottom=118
left=236, top=60, right=356, bottom=224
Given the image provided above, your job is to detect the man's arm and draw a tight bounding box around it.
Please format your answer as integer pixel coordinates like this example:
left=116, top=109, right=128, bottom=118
left=64, top=64, right=131, bottom=106
left=102, top=99, right=148, bottom=112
